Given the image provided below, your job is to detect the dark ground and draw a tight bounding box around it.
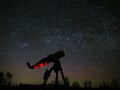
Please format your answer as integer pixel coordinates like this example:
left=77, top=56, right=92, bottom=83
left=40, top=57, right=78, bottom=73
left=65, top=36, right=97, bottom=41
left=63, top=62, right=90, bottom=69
left=0, top=84, right=119, bottom=90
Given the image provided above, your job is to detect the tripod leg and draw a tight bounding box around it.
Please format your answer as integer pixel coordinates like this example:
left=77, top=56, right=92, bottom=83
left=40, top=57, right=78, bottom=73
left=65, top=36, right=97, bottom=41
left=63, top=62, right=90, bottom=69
left=43, top=69, right=50, bottom=85
left=60, top=68, right=66, bottom=85
left=43, top=79, right=47, bottom=86
left=55, top=72, right=59, bottom=85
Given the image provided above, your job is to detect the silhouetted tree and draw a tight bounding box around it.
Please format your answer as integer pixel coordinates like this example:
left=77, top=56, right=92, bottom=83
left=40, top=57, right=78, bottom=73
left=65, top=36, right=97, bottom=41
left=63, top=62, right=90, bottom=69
left=111, top=79, right=119, bottom=88
left=100, top=81, right=110, bottom=88
left=5, top=72, right=13, bottom=86
left=83, top=80, right=92, bottom=88
left=64, top=76, right=70, bottom=87
left=0, top=72, right=13, bottom=86
left=88, top=81, right=92, bottom=88
left=72, top=81, right=80, bottom=88
left=0, top=72, right=4, bottom=86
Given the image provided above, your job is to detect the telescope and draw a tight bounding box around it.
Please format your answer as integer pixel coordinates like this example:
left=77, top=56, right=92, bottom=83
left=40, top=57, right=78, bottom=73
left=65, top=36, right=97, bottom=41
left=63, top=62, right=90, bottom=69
left=26, top=49, right=66, bottom=85
left=27, top=50, right=65, bottom=69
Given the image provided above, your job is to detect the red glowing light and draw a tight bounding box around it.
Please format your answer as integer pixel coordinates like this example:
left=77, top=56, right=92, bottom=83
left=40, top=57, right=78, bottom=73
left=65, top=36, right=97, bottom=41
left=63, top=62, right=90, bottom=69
left=45, top=62, right=48, bottom=66
left=39, top=63, right=44, bottom=67
left=34, top=66, right=39, bottom=69
left=33, top=62, right=48, bottom=69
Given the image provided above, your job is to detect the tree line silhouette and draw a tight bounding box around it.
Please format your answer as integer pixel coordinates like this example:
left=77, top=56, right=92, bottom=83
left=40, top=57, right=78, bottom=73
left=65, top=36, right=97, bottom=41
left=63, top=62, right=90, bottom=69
left=0, top=72, right=13, bottom=86
left=0, top=71, right=119, bottom=88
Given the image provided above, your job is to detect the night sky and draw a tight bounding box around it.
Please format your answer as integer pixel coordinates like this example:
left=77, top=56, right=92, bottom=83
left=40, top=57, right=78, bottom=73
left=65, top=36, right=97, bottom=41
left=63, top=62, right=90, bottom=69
left=0, top=0, right=120, bottom=87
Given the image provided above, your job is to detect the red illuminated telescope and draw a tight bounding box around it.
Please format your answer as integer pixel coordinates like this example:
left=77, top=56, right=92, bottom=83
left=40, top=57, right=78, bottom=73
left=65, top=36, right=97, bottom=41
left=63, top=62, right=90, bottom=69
left=26, top=50, right=65, bottom=69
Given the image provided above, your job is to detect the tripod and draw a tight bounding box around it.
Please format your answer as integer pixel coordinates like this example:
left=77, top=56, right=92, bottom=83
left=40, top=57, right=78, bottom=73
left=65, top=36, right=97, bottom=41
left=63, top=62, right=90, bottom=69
left=43, top=60, right=66, bottom=86
left=26, top=50, right=66, bottom=86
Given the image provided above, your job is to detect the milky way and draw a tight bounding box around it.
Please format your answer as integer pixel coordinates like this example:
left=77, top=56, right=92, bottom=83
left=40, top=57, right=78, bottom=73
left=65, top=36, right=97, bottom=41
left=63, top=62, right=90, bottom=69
left=0, top=0, right=120, bottom=87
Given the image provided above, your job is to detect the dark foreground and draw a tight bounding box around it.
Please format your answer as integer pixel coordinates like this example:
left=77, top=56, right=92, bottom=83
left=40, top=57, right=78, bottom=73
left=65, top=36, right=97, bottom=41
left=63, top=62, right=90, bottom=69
left=0, top=85, right=119, bottom=90
left=1, top=86, right=73, bottom=90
